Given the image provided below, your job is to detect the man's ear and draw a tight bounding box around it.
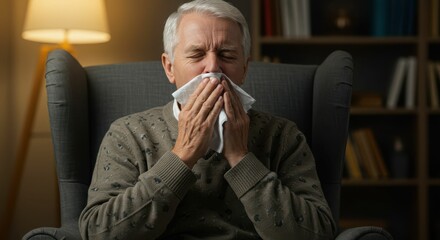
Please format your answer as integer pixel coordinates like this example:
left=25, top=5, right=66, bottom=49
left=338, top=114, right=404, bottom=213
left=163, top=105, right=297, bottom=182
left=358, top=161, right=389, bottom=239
left=162, top=53, right=175, bottom=84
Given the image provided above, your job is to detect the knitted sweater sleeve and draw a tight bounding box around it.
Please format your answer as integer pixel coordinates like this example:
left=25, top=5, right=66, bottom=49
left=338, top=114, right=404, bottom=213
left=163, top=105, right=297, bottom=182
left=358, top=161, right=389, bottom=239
left=78, top=121, right=196, bottom=240
left=224, top=123, right=336, bottom=240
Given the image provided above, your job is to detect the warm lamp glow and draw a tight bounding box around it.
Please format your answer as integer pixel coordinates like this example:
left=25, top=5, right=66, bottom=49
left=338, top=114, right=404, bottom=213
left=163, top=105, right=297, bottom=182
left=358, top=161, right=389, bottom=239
left=22, top=0, right=110, bottom=44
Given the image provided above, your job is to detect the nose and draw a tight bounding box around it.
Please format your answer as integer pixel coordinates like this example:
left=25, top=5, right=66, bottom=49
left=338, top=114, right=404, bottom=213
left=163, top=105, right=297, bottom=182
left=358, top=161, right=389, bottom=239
left=204, top=52, right=222, bottom=73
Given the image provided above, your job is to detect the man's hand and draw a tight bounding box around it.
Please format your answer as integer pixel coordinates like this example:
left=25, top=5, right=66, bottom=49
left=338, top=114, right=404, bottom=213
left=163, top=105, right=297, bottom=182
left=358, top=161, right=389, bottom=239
left=172, top=77, right=224, bottom=168
left=222, top=79, right=250, bottom=167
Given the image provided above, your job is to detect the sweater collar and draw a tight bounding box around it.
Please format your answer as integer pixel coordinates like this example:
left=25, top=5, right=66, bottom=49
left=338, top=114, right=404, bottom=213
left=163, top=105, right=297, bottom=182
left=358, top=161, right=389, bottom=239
left=163, top=101, right=178, bottom=133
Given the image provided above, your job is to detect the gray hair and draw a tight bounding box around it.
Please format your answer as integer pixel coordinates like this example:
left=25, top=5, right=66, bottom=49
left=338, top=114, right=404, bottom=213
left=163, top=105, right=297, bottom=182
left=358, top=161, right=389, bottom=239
left=163, top=0, right=251, bottom=63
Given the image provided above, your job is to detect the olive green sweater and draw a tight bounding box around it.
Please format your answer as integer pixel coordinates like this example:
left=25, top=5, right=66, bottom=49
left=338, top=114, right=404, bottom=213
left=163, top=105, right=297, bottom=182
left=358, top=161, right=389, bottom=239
left=79, top=102, right=336, bottom=240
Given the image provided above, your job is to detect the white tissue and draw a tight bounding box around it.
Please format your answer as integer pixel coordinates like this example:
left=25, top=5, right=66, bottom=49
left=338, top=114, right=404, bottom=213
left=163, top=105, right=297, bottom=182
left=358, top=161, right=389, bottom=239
left=172, top=73, right=255, bottom=153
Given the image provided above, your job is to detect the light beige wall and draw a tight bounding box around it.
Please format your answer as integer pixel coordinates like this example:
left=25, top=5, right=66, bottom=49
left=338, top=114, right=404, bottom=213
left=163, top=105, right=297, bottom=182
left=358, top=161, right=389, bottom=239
left=5, top=0, right=250, bottom=239
left=0, top=0, right=12, bottom=226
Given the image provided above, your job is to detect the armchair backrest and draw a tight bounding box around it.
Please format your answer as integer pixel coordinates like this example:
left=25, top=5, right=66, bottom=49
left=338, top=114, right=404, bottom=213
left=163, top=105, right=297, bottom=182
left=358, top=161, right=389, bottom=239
left=45, top=49, right=353, bottom=234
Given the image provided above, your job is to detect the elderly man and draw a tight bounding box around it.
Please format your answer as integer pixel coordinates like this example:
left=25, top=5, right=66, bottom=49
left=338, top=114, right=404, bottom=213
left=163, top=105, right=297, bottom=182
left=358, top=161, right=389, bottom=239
left=79, top=0, right=336, bottom=239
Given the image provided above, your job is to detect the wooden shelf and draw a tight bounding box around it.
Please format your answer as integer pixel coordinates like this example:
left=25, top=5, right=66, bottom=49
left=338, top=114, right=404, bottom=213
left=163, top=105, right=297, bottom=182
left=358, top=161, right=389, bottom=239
left=342, top=178, right=419, bottom=186
left=429, top=179, right=440, bottom=186
left=428, top=109, right=440, bottom=115
left=350, top=107, right=418, bottom=115
left=428, top=38, right=440, bottom=44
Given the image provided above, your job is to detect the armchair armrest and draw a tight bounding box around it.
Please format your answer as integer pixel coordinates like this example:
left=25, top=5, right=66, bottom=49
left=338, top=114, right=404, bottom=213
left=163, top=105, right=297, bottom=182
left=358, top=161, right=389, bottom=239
left=336, top=226, right=393, bottom=240
left=23, top=225, right=81, bottom=240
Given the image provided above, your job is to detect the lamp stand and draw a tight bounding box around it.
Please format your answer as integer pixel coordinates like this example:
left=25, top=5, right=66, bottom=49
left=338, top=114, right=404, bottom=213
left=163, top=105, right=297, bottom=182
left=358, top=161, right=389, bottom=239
left=1, top=43, right=73, bottom=238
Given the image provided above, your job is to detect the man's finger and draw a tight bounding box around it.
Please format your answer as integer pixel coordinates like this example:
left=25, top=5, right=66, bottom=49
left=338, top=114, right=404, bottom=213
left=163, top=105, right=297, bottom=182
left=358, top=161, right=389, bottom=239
left=198, top=83, right=224, bottom=119
left=190, top=77, right=221, bottom=113
left=184, top=77, right=209, bottom=110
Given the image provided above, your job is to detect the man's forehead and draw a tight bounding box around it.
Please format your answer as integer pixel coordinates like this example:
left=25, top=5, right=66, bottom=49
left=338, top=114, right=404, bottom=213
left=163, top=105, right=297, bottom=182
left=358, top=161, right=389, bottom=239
left=174, top=12, right=244, bottom=55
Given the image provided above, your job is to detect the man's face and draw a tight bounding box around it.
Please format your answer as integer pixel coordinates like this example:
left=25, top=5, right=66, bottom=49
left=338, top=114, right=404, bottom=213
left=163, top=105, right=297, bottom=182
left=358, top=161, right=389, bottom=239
left=162, top=12, right=249, bottom=89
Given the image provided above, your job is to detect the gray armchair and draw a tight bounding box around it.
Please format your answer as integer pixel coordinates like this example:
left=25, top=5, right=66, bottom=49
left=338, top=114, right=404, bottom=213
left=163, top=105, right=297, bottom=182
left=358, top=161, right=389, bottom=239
left=23, top=49, right=392, bottom=240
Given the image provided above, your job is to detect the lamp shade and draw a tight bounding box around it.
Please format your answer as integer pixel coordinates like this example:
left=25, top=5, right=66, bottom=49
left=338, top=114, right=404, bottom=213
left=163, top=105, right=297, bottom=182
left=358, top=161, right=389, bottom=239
left=22, top=0, right=110, bottom=44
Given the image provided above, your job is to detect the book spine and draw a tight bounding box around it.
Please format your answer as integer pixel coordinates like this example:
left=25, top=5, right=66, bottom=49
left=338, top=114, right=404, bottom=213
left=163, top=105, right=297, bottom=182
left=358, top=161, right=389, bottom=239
left=428, top=62, right=439, bottom=108
left=263, top=0, right=273, bottom=36
left=280, top=0, right=292, bottom=37
left=405, top=56, right=417, bottom=109
left=386, top=57, right=408, bottom=108
left=345, top=136, right=363, bottom=179
left=434, top=63, right=440, bottom=109
left=352, top=129, right=380, bottom=179
left=273, top=0, right=282, bottom=36
left=405, top=0, right=416, bottom=35
left=292, top=0, right=301, bottom=37
left=433, top=0, right=439, bottom=37
left=302, top=0, right=311, bottom=37
left=365, top=128, right=389, bottom=178
left=371, top=0, right=389, bottom=36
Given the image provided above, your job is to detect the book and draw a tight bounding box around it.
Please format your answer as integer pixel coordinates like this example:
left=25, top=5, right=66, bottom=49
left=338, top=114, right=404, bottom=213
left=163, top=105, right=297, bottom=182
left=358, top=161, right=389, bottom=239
left=278, top=0, right=311, bottom=37
left=404, top=0, right=416, bottom=36
left=263, top=0, right=273, bottom=36
left=433, top=0, right=439, bottom=37
left=435, top=63, right=440, bottom=108
left=405, top=56, right=417, bottom=108
left=280, top=0, right=292, bottom=37
left=397, top=0, right=408, bottom=36
left=351, top=92, right=383, bottom=108
left=371, top=0, right=415, bottom=36
left=345, top=136, right=363, bottom=179
left=352, top=129, right=380, bottom=179
left=386, top=57, right=408, bottom=108
left=350, top=128, right=389, bottom=179
left=428, top=62, right=439, bottom=109
left=292, top=0, right=301, bottom=37
left=388, top=0, right=400, bottom=36
left=295, top=0, right=311, bottom=37
left=371, top=0, right=389, bottom=36
left=301, top=0, right=311, bottom=37
left=273, top=0, right=282, bottom=36
left=364, top=128, right=389, bottom=178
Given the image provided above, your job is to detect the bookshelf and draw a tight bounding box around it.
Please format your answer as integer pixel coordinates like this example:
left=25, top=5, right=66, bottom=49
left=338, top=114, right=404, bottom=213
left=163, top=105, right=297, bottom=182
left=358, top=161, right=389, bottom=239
left=251, top=0, right=437, bottom=239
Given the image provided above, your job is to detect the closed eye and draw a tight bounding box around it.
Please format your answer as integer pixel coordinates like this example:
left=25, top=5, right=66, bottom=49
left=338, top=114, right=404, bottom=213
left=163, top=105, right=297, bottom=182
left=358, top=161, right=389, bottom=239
left=187, top=51, right=205, bottom=60
left=219, top=51, right=237, bottom=61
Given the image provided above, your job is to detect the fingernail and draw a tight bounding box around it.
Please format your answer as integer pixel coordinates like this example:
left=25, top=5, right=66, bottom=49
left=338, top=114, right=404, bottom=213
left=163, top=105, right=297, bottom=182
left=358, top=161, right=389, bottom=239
left=210, top=77, right=219, bottom=84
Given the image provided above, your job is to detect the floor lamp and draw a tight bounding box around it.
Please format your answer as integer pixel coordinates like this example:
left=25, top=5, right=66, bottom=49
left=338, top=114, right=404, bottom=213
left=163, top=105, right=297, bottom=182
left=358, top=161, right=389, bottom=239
left=1, top=0, right=110, bottom=237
